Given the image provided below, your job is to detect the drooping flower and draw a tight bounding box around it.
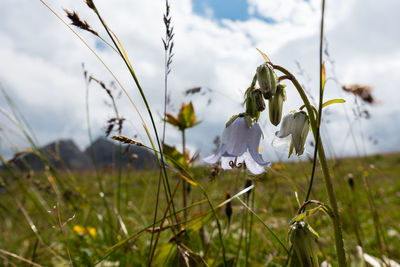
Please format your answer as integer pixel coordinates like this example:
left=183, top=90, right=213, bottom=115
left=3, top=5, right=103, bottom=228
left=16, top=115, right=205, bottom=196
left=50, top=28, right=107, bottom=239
left=274, top=111, right=310, bottom=157
left=203, top=116, right=270, bottom=175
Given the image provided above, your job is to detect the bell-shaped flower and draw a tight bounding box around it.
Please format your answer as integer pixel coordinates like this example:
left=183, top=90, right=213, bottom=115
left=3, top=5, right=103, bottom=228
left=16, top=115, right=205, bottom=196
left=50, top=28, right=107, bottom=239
left=274, top=111, right=310, bottom=157
left=203, top=116, right=270, bottom=175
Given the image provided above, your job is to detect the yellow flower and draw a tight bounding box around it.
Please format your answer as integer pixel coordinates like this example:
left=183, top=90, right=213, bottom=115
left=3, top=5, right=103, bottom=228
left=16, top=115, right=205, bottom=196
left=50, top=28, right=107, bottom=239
left=273, top=163, right=283, bottom=170
left=73, top=225, right=97, bottom=237
left=73, top=225, right=85, bottom=235
left=87, top=227, right=97, bottom=237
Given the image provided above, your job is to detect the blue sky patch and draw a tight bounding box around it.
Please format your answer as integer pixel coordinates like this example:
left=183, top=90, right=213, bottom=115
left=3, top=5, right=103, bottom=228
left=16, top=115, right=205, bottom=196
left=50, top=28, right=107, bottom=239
left=192, top=0, right=276, bottom=23
left=192, top=0, right=250, bottom=21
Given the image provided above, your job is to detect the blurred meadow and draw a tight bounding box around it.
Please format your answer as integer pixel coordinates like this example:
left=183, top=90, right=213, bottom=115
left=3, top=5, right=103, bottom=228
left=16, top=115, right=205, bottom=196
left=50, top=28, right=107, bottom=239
left=1, top=0, right=400, bottom=266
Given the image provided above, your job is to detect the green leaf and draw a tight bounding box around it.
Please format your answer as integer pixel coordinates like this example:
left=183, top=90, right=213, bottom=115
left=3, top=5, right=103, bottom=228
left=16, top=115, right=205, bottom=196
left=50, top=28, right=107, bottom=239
left=178, top=102, right=199, bottom=130
left=164, top=113, right=181, bottom=128
left=225, top=114, right=239, bottom=128
left=322, top=99, right=346, bottom=108
left=289, top=205, right=327, bottom=225
left=163, top=143, right=187, bottom=171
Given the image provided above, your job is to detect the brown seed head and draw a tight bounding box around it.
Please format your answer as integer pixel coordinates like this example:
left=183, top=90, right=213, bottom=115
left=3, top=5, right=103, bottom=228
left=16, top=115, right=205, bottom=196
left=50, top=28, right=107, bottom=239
left=111, top=135, right=144, bottom=146
left=342, top=84, right=375, bottom=104
left=63, top=9, right=98, bottom=36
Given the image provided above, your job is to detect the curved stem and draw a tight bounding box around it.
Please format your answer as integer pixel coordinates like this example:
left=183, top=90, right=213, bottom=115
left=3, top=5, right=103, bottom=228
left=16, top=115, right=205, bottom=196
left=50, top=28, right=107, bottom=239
left=272, top=64, right=347, bottom=266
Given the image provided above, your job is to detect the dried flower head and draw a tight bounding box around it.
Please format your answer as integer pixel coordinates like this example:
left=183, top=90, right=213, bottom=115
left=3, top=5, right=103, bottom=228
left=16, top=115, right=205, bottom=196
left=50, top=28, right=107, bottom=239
left=342, top=84, right=375, bottom=104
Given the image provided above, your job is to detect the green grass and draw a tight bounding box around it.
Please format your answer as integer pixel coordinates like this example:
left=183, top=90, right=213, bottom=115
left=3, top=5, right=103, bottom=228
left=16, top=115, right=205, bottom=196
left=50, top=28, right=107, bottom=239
left=1, top=152, right=399, bottom=266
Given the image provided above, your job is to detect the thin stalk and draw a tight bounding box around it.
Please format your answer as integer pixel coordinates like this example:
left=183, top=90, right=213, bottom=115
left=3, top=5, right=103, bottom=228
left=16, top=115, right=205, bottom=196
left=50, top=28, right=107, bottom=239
left=182, top=129, right=188, bottom=221
left=304, top=0, right=326, bottom=203
left=149, top=0, right=172, bottom=253
left=83, top=73, right=114, bottom=242
left=148, top=175, right=183, bottom=266
left=90, top=4, right=178, bottom=224
left=362, top=174, right=384, bottom=258
left=272, top=64, right=346, bottom=266
left=56, top=203, right=74, bottom=267
left=245, top=183, right=255, bottom=266
left=108, top=93, right=123, bottom=216
left=237, top=197, right=289, bottom=253
left=198, top=184, right=227, bottom=267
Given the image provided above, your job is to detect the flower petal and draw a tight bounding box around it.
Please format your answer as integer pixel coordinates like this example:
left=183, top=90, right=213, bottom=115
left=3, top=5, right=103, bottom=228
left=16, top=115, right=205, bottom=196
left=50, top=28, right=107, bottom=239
left=220, top=156, right=235, bottom=170
left=246, top=123, right=268, bottom=165
left=277, top=113, right=294, bottom=138
left=242, top=151, right=267, bottom=175
left=222, top=117, right=248, bottom=156
left=203, top=144, right=225, bottom=164
left=248, top=146, right=270, bottom=166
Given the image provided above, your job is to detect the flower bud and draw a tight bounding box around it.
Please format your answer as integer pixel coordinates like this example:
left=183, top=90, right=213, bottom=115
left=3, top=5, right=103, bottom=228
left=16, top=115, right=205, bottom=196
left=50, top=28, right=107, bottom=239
left=225, top=191, right=232, bottom=223
left=291, top=111, right=310, bottom=156
left=256, top=63, right=276, bottom=99
left=253, top=89, right=266, bottom=112
left=289, top=221, right=319, bottom=267
left=268, top=84, right=286, bottom=126
left=245, top=90, right=258, bottom=119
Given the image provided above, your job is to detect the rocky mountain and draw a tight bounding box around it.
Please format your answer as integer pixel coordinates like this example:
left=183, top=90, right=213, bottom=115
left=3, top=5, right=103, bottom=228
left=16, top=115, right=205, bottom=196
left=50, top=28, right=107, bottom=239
left=9, top=139, right=93, bottom=171
left=84, top=137, right=156, bottom=170
left=5, top=137, right=156, bottom=171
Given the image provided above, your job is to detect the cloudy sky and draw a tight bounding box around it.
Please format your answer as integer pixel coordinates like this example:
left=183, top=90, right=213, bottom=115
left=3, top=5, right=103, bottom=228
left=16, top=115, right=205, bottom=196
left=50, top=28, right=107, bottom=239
left=1, top=0, right=399, bottom=162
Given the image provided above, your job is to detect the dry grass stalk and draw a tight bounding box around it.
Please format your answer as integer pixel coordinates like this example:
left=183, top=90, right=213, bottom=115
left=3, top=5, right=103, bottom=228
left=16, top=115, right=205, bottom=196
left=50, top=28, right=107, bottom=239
left=111, top=135, right=144, bottom=146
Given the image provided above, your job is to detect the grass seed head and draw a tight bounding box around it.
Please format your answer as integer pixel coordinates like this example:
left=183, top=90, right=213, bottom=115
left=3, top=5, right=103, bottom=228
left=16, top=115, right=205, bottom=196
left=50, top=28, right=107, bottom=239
left=63, top=9, right=98, bottom=36
left=111, top=135, right=144, bottom=146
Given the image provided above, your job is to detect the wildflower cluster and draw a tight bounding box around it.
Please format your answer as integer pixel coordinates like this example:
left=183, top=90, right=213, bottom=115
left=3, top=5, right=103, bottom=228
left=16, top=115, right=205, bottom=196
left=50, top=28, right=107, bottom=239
left=204, top=58, right=310, bottom=174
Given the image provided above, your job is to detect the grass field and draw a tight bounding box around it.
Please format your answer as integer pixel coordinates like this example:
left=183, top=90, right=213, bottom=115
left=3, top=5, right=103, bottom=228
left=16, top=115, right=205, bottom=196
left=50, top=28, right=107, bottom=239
left=1, top=152, right=399, bottom=266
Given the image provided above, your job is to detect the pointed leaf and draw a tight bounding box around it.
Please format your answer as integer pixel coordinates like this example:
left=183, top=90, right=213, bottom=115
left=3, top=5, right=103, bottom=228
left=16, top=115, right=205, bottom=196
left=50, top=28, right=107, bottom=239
left=163, top=143, right=186, bottom=170
left=322, top=99, right=346, bottom=108
left=256, top=48, right=271, bottom=63
left=289, top=205, right=326, bottom=225
left=164, top=113, right=181, bottom=128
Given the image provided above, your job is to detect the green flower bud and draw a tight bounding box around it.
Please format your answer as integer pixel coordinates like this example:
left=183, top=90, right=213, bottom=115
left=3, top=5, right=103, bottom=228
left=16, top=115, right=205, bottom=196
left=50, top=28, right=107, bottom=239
left=268, top=84, right=286, bottom=126
left=291, top=111, right=310, bottom=156
left=289, top=221, right=319, bottom=267
left=253, top=89, right=266, bottom=112
left=245, top=90, right=258, bottom=118
left=256, top=63, right=276, bottom=99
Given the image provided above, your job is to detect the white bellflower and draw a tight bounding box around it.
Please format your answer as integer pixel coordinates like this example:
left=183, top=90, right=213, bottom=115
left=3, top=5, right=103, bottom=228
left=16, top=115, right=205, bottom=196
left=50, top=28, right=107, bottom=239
left=203, top=117, right=270, bottom=175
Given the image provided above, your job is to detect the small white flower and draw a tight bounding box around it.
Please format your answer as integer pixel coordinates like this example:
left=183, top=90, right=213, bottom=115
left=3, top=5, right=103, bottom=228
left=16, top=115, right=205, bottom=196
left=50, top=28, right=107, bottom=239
left=274, top=111, right=310, bottom=156
left=203, top=117, right=270, bottom=175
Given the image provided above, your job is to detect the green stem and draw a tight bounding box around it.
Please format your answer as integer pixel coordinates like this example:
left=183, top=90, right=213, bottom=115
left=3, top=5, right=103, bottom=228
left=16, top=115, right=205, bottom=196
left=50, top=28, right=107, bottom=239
left=182, top=129, right=188, bottom=221
left=90, top=4, right=177, bottom=222
left=272, top=64, right=346, bottom=266
left=198, top=185, right=227, bottom=266
left=245, top=182, right=255, bottom=267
